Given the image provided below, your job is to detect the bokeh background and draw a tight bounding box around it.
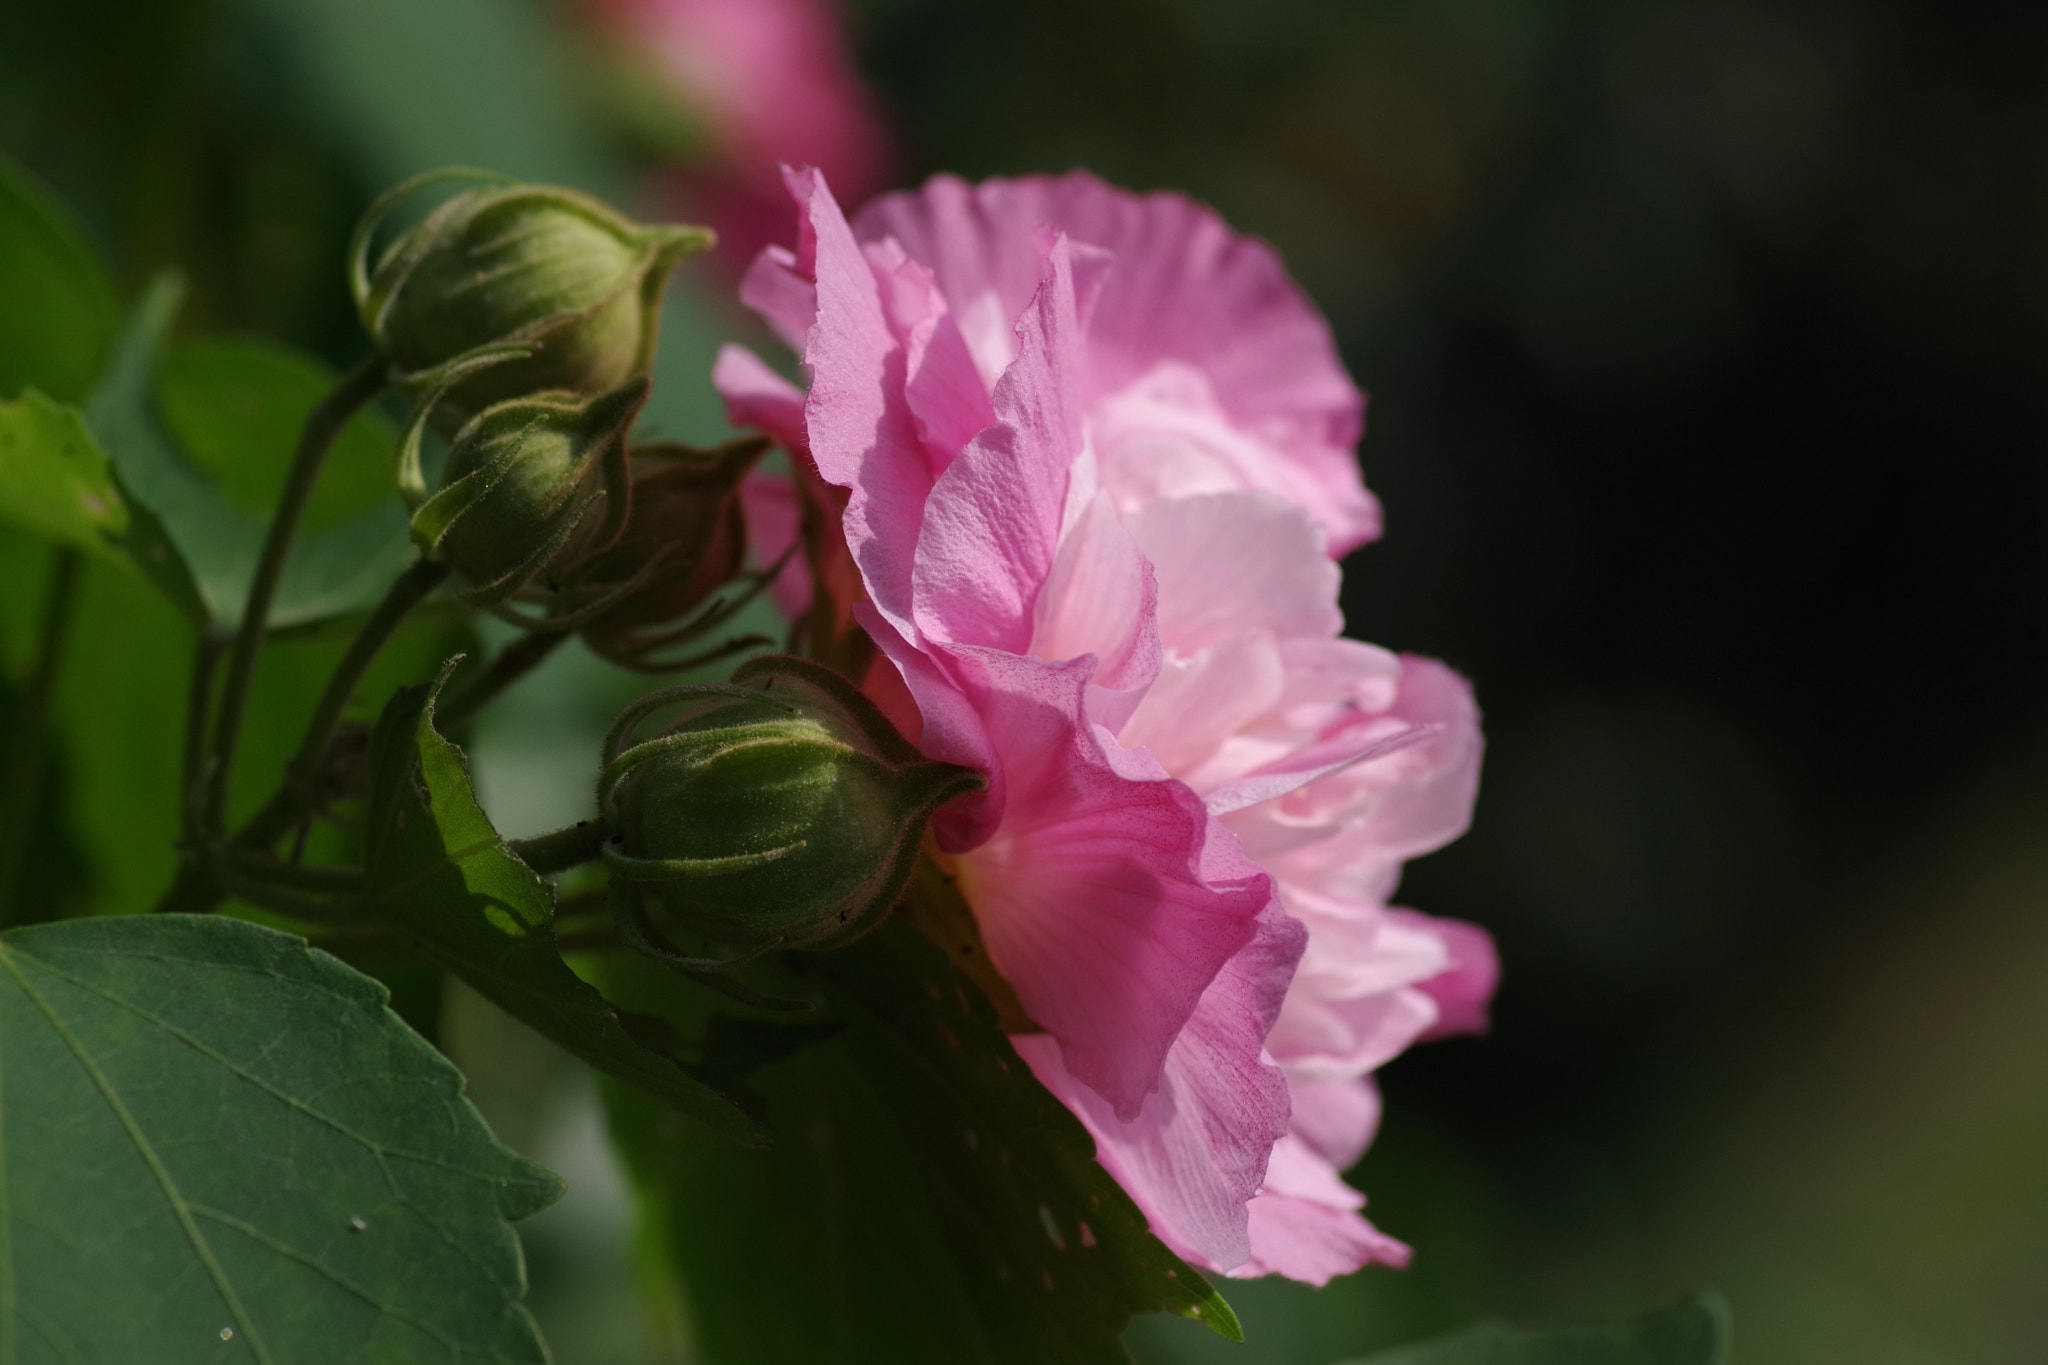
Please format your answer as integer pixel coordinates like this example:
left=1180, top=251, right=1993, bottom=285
left=4, top=0, right=2045, bottom=1361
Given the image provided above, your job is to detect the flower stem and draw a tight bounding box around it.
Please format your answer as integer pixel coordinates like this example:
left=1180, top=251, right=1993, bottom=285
left=291, top=557, right=449, bottom=789
left=178, top=630, right=227, bottom=845
left=0, top=547, right=82, bottom=923
left=508, top=821, right=607, bottom=876
left=203, top=354, right=387, bottom=835
left=209, top=556, right=448, bottom=887
left=435, top=629, right=567, bottom=734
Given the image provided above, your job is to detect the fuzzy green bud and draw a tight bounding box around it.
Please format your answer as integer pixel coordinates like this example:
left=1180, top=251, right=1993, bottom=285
left=351, top=172, right=710, bottom=429
left=408, top=377, right=647, bottom=605
left=599, top=657, right=983, bottom=953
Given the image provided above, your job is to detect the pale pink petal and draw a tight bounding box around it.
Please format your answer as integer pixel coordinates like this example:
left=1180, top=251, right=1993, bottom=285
left=1234, top=1136, right=1411, bottom=1284
left=1201, top=722, right=1441, bottom=818
left=1119, top=634, right=1286, bottom=781
left=948, top=645, right=1269, bottom=1117
left=912, top=235, right=1086, bottom=653
left=850, top=171, right=1380, bottom=552
left=1287, top=1076, right=1383, bottom=1172
left=1029, top=492, right=1160, bottom=701
left=1232, top=654, right=1483, bottom=881
left=1272, top=637, right=1401, bottom=718
left=1267, top=983, right=1438, bottom=1086
left=1389, top=909, right=1500, bottom=1042
left=1123, top=492, right=1342, bottom=655
left=1015, top=899, right=1304, bottom=1272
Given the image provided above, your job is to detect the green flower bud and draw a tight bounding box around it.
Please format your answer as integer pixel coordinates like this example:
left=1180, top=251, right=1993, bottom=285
left=599, top=657, right=983, bottom=954
left=557, top=436, right=769, bottom=667
left=407, top=377, right=647, bottom=606
left=350, top=171, right=710, bottom=429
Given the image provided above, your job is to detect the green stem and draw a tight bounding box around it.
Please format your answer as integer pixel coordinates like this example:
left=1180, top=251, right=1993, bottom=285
left=203, top=354, right=387, bottom=834
left=178, top=631, right=227, bottom=844
left=0, top=548, right=83, bottom=921
left=224, top=557, right=448, bottom=865
left=292, top=558, right=448, bottom=786
left=435, top=629, right=566, bottom=733
left=509, top=821, right=606, bottom=876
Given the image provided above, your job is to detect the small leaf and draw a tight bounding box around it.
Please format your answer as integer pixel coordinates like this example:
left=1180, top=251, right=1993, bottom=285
left=83, top=277, right=413, bottom=629
left=1340, top=1293, right=1733, bottom=1365
left=602, top=923, right=1239, bottom=1365
left=0, top=388, right=206, bottom=620
left=0, top=152, right=121, bottom=404
left=362, top=662, right=772, bottom=1146
left=0, top=914, right=560, bottom=1361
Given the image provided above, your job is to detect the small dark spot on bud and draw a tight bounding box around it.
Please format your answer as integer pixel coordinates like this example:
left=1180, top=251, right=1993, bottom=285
left=576, top=820, right=588, bottom=828
left=610, top=834, right=624, bottom=845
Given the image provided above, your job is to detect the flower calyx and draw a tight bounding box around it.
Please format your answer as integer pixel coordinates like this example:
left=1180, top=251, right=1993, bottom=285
left=552, top=434, right=775, bottom=670
left=350, top=169, right=711, bottom=432
left=598, top=656, right=984, bottom=960
left=402, top=376, right=647, bottom=609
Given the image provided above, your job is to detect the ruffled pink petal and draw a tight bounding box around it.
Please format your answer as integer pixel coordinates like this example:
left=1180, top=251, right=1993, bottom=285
left=738, top=245, right=817, bottom=352
left=849, top=171, right=1380, bottom=552
left=712, top=343, right=809, bottom=449
left=949, top=645, right=1270, bottom=1117
left=1389, top=909, right=1500, bottom=1042
left=788, top=167, right=935, bottom=638
left=1014, top=899, right=1304, bottom=1272
left=1232, top=654, right=1483, bottom=882
left=911, top=234, right=1087, bottom=654
left=1233, top=1136, right=1411, bottom=1284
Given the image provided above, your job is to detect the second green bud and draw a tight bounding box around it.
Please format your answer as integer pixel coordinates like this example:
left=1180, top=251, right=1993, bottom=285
left=599, top=657, right=983, bottom=954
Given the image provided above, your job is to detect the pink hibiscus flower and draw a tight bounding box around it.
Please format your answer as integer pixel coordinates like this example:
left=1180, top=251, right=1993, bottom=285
left=713, top=168, right=1494, bottom=1284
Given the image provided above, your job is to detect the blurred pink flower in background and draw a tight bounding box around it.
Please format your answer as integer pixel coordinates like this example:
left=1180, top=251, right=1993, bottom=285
left=569, top=0, right=892, bottom=273
left=715, top=168, right=1494, bottom=1285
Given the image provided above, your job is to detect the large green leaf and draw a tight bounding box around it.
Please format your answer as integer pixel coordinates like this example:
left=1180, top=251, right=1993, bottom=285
left=602, top=923, right=1240, bottom=1365
left=1340, top=1294, right=1732, bottom=1365
left=362, top=663, right=772, bottom=1146
left=84, top=276, right=412, bottom=630
left=155, top=337, right=402, bottom=535
left=0, top=913, right=560, bottom=1361
left=0, top=389, right=207, bottom=621
left=0, top=152, right=120, bottom=405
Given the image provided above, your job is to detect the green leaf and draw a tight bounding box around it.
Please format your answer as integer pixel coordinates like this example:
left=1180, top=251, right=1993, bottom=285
left=1340, top=1294, right=1732, bottom=1365
left=601, top=923, right=1240, bottom=1365
left=84, top=276, right=412, bottom=629
left=362, top=662, right=771, bottom=1146
left=0, top=913, right=560, bottom=1360
left=0, top=152, right=121, bottom=405
left=0, top=388, right=208, bottom=621
left=154, top=337, right=401, bottom=534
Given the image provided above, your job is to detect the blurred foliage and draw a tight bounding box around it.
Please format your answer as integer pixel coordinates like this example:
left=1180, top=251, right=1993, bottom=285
left=2, top=0, right=2044, bottom=1361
